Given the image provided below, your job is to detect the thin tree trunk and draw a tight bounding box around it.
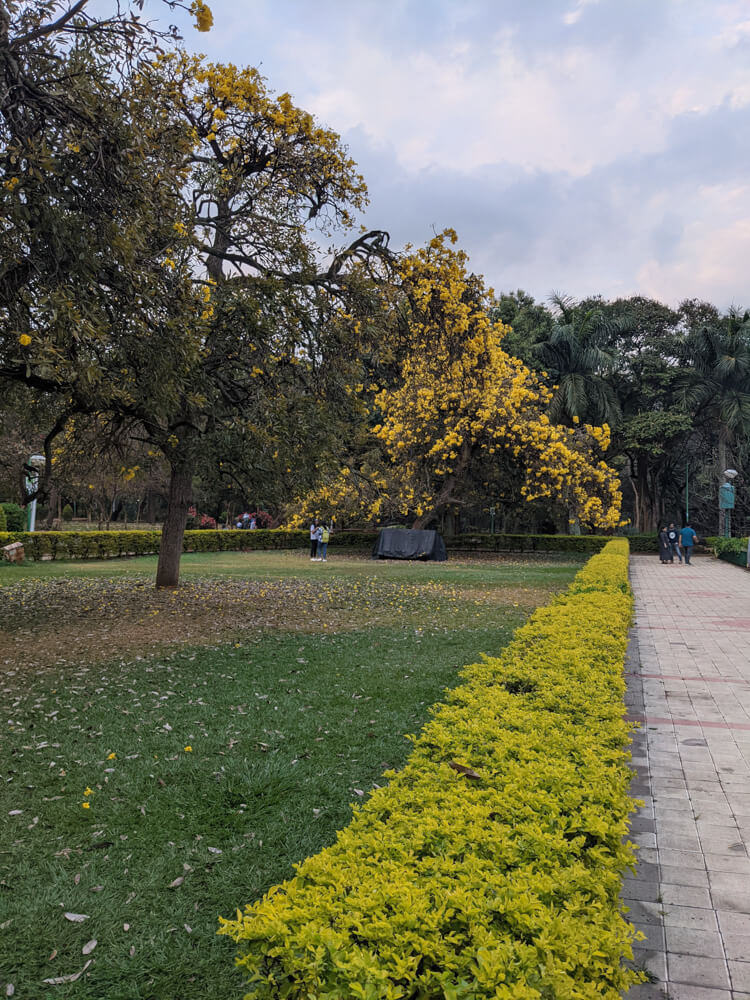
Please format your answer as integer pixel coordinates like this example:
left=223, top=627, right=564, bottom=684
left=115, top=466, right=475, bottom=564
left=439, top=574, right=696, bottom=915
left=156, top=456, right=193, bottom=588
left=45, top=485, right=58, bottom=529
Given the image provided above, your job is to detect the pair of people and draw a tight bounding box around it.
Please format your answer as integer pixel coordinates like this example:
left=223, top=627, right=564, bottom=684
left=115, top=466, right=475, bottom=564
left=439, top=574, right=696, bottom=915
left=659, top=522, right=699, bottom=565
left=235, top=513, right=256, bottom=529
left=309, top=520, right=331, bottom=561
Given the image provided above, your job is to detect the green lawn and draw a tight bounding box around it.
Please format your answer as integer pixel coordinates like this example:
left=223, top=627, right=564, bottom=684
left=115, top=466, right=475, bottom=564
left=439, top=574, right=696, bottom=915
left=0, top=553, right=583, bottom=1000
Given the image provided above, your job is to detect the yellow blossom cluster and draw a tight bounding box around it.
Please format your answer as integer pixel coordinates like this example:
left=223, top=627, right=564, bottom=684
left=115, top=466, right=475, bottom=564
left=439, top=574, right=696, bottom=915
left=190, top=0, right=213, bottom=32
left=370, top=233, right=622, bottom=529
left=143, top=53, right=367, bottom=227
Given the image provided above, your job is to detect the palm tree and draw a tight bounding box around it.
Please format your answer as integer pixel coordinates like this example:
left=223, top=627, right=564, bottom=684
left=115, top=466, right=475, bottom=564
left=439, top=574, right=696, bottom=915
left=679, top=308, right=750, bottom=473
left=535, top=294, right=622, bottom=428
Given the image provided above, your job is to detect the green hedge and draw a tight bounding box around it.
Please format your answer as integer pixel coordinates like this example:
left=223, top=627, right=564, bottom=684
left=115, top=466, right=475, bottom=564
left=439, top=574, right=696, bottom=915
left=447, top=532, right=611, bottom=553
left=705, top=535, right=748, bottom=567
left=0, top=527, right=657, bottom=561
left=0, top=529, right=312, bottom=560
left=219, top=540, right=643, bottom=998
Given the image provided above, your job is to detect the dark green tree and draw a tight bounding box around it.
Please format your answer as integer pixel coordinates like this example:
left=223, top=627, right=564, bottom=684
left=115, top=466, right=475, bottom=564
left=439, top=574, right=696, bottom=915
left=535, top=294, right=622, bottom=427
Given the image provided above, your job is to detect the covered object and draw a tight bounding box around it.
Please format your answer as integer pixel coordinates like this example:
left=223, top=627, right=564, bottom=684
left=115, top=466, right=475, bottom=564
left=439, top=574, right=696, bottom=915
left=371, top=527, right=447, bottom=562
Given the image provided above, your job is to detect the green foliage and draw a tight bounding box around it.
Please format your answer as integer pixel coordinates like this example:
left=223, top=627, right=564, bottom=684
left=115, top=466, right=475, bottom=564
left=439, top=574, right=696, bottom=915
left=0, top=504, right=6, bottom=532
left=706, top=535, right=748, bottom=567
left=61, top=504, right=73, bottom=521
left=448, top=533, right=610, bottom=553
left=220, top=540, right=643, bottom=998
left=1, top=502, right=24, bottom=531
left=0, top=528, right=663, bottom=561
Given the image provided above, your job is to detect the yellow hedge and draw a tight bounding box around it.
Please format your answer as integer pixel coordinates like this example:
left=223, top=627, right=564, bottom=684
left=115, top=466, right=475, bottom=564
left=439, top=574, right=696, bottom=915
left=220, top=539, right=641, bottom=999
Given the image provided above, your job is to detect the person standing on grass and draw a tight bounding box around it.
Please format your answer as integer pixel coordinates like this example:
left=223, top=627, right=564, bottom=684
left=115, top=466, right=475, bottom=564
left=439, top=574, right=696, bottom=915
left=658, top=525, right=671, bottom=564
left=667, top=522, right=682, bottom=563
left=680, top=522, right=699, bottom=564
left=314, top=521, right=323, bottom=559
left=309, top=519, right=319, bottom=560
left=319, top=522, right=330, bottom=561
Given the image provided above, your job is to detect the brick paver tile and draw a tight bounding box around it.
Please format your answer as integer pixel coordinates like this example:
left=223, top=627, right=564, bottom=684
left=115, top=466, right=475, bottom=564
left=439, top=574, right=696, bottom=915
left=625, top=555, right=750, bottom=994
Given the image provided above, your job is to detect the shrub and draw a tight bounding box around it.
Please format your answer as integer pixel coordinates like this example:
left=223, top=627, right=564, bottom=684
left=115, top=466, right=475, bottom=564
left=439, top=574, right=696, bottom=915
left=1, top=502, right=24, bottom=531
left=706, top=535, right=748, bottom=567
left=0, top=505, right=6, bottom=532
left=219, top=540, right=642, bottom=999
left=61, top=504, right=73, bottom=521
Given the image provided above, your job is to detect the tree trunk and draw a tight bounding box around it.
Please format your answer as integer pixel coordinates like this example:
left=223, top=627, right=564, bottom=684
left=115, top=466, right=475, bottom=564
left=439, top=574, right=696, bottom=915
left=156, top=456, right=194, bottom=588
left=628, top=455, right=658, bottom=533
left=44, top=485, right=58, bottom=529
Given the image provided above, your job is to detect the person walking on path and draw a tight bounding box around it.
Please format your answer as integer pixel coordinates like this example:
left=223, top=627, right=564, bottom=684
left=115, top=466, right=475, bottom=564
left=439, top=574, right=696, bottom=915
left=666, top=522, right=682, bottom=563
left=658, top=525, right=671, bottom=564
left=679, top=522, right=699, bottom=564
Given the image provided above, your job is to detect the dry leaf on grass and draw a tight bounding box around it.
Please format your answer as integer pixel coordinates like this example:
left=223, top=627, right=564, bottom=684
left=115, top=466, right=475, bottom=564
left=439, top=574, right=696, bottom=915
left=42, top=959, right=92, bottom=985
left=63, top=912, right=89, bottom=923
left=82, top=940, right=97, bottom=955
left=168, top=876, right=184, bottom=888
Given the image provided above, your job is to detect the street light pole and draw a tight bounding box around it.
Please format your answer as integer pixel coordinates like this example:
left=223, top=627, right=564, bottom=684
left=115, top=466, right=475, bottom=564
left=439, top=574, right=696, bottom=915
left=720, top=469, right=738, bottom=539
left=24, top=454, right=45, bottom=532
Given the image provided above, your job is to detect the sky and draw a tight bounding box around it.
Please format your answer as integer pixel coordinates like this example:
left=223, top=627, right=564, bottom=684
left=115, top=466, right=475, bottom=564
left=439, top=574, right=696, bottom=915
left=153, top=0, right=750, bottom=309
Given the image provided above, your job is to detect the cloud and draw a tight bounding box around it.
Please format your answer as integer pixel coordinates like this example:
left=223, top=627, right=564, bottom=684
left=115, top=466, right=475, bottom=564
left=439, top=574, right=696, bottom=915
left=145, top=0, right=750, bottom=307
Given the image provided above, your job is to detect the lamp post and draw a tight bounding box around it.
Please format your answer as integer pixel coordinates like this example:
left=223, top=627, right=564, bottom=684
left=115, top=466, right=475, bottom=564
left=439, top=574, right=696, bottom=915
left=24, top=454, right=45, bottom=532
left=719, top=468, right=738, bottom=538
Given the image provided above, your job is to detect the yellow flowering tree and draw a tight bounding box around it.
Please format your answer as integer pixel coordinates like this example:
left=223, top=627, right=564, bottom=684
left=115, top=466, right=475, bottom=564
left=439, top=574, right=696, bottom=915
left=291, top=233, right=622, bottom=532
left=129, top=54, right=390, bottom=586
left=0, top=1, right=213, bottom=515
left=0, top=5, right=389, bottom=585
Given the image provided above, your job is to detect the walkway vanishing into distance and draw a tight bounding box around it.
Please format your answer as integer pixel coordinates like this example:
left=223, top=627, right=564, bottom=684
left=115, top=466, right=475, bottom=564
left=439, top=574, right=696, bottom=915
left=625, top=553, right=750, bottom=998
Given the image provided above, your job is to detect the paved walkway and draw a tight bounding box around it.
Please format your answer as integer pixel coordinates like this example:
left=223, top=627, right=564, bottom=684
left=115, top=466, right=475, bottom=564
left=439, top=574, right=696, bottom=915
left=625, top=554, right=750, bottom=999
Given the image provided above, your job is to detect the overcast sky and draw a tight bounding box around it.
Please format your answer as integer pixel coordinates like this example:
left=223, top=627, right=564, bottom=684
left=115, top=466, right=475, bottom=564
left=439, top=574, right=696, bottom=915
left=160, top=0, right=750, bottom=309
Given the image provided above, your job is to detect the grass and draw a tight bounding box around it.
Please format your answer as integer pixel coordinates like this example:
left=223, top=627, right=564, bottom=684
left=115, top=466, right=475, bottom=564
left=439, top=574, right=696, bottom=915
left=0, top=553, right=583, bottom=999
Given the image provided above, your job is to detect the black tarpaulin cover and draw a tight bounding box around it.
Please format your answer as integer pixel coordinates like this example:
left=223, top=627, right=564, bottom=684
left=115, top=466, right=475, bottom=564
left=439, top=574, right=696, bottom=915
left=371, top=527, right=447, bottom=561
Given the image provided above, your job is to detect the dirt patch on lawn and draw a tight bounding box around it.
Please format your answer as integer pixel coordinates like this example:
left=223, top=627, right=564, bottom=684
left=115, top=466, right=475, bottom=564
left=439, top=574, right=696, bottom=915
left=1, top=574, right=510, bottom=671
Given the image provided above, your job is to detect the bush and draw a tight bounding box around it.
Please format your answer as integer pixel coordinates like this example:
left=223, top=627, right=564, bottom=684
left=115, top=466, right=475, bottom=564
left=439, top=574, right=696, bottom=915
left=706, top=535, right=748, bottom=567
left=1, top=502, right=24, bottom=531
left=448, top=532, right=610, bottom=553
left=0, top=505, right=6, bottom=532
left=62, top=504, right=73, bottom=521
left=219, top=540, right=642, bottom=999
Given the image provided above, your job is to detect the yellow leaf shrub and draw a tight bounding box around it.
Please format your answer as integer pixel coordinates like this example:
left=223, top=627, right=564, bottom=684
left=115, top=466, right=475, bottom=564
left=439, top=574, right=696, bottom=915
left=220, top=539, right=643, bottom=998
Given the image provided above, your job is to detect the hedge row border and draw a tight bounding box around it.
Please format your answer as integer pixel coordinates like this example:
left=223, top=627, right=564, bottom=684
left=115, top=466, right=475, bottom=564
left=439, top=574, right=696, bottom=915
left=219, top=539, right=642, bottom=998
left=1, top=528, right=655, bottom=561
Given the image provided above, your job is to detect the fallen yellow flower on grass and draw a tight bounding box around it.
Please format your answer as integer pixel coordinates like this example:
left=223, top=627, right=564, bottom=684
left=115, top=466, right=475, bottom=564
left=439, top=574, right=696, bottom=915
left=82, top=803, right=90, bottom=809
left=184, top=746, right=193, bottom=752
